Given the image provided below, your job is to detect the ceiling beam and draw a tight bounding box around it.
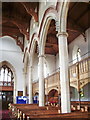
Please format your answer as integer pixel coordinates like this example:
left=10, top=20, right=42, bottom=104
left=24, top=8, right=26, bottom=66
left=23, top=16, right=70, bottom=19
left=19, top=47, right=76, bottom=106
left=75, top=8, right=89, bottom=22
left=2, top=25, right=22, bottom=35
left=2, top=16, right=29, bottom=40
left=68, top=2, right=79, bottom=16
left=46, top=42, right=58, bottom=46
left=68, top=16, right=87, bottom=41
left=45, top=47, right=56, bottom=55
left=21, top=2, right=38, bottom=22
left=68, top=17, right=85, bottom=33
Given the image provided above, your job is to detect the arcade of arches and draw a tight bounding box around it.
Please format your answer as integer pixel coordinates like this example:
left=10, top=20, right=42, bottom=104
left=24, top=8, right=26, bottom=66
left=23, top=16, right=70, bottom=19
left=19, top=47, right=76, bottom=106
left=0, top=1, right=90, bottom=115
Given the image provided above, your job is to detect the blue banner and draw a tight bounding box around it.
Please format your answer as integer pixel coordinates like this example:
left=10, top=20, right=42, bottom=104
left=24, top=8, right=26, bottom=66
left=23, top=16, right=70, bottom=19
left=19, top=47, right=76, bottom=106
left=16, top=96, right=28, bottom=104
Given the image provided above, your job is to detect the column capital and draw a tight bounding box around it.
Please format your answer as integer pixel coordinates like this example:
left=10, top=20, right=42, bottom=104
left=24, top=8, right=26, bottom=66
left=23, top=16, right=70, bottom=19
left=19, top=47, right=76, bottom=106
left=56, top=32, right=68, bottom=38
left=38, top=54, right=46, bottom=58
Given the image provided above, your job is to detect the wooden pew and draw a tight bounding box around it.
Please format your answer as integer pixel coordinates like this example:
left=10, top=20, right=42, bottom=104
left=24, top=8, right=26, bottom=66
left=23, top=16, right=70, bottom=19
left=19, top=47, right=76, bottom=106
left=9, top=103, right=90, bottom=120
left=26, top=111, right=90, bottom=120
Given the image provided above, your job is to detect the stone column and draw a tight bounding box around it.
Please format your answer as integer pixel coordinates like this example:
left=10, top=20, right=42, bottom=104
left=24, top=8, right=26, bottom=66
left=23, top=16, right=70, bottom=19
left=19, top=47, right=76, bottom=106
left=45, top=79, right=48, bottom=105
left=13, top=78, right=18, bottom=103
left=38, top=55, right=45, bottom=106
left=13, top=88, right=17, bottom=103
left=57, top=32, right=71, bottom=113
left=23, top=71, right=26, bottom=96
left=28, top=65, right=33, bottom=104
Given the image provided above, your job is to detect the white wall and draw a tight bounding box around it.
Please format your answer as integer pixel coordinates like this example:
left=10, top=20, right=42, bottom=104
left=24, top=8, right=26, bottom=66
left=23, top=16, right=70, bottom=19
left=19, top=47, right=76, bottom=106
left=32, top=53, right=39, bottom=81
left=81, top=83, right=90, bottom=101
left=55, top=53, right=59, bottom=70
left=70, top=87, right=78, bottom=101
left=32, top=53, right=56, bottom=81
left=68, top=28, right=90, bottom=65
left=70, top=82, right=90, bottom=101
left=55, top=28, right=90, bottom=68
left=45, top=54, right=56, bottom=76
left=0, top=36, right=24, bottom=92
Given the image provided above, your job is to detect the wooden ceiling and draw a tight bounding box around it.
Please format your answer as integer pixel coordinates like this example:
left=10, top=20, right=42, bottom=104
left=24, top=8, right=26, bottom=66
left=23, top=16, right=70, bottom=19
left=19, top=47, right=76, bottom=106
left=1, top=2, right=90, bottom=54
left=45, top=2, right=90, bottom=55
left=67, top=2, right=89, bottom=43
left=1, top=2, right=38, bottom=51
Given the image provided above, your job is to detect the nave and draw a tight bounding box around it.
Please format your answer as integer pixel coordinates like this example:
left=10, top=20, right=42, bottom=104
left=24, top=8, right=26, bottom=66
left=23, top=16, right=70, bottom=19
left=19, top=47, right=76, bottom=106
left=0, top=1, right=90, bottom=120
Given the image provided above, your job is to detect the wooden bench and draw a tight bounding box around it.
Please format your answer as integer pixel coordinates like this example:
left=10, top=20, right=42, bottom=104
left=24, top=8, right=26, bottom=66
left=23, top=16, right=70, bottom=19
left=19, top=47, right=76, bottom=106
left=26, top=111, right=90, bottom=120
left=9, top=103, right=90, bottom=120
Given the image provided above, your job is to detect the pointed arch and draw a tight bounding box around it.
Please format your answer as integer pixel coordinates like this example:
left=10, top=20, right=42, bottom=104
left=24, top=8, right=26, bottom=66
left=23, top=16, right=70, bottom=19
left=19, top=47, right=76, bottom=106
left=29, top=33, right=39, bottom=67
left=38, top=7, right=58, bottom=55
left=0, top=60, right=17, bottom=103
left=0, top=61, right=16, bottom=81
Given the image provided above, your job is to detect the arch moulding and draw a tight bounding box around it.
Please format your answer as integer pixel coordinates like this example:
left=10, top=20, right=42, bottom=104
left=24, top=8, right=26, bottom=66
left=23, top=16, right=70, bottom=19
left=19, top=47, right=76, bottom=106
left=38, top=7, right=58, bottom=55
left=29, top=33, right=39, bottom=67
left=48, top=87, right=59, bottom=95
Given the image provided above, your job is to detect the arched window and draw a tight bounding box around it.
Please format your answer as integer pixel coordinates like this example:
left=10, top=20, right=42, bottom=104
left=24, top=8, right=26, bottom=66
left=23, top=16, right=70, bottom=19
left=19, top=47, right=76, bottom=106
left=0, top=65, right=14, bottom=86
left=72, top=46, right=81, bottom=64
left=77, top=48, right=81, bottom=61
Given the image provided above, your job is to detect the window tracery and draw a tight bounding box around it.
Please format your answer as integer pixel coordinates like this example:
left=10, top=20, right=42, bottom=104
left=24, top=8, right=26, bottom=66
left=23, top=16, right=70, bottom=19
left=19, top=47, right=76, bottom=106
left=0, top=65, right=14, bottom=86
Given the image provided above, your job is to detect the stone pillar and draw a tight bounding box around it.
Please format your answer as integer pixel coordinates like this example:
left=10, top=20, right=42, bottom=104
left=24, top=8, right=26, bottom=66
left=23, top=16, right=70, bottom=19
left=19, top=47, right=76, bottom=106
left=13, top=78, right=18, bottom=103
left=38, top=55, right=45, bottom=106
left=57, top=32, right=71, bottom=113
left=23, top=72, right=26, bottom=96
left=13, top=88, right=17, bottom=103
left=28, top=65, right=33, bottom=104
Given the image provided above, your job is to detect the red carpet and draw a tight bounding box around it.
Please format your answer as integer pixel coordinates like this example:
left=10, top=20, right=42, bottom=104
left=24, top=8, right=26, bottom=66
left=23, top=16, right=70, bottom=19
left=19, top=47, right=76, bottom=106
left=0, top=110, right=11, bottom=120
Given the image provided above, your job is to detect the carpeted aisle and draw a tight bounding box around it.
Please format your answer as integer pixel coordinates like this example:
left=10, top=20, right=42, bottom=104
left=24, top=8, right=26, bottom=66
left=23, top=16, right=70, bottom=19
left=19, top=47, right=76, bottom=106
left=0, top=110, right=11, bottom=120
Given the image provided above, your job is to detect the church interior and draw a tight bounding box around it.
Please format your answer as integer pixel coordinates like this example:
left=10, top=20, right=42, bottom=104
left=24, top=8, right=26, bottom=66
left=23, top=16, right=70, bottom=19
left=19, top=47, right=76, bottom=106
left=0, top=1, right=90, bottom=119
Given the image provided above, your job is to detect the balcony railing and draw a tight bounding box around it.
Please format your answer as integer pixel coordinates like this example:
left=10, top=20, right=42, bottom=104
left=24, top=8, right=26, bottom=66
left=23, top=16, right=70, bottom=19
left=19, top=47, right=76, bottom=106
left=69, top=57, right=90, bottom=82
left=0, top=81, right=14, bottom=86
left=33, top=57, right=90, bottom=92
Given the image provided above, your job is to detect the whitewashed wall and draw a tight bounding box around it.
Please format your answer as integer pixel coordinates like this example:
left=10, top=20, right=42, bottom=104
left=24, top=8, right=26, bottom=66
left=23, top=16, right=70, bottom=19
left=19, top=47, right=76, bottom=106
left=32, top=53, right=56, bottom=81
left=0, top=36, right=24, bottom=92
left=82, top=83, right=90, bottom=101
left=70, top=82, right=90, bottom=101
left=32, top=53, right=39, bottom=81
left=45, top=54, right=56, bottom=76
left=55, top=28, right=90, bottom=69
left=68, top=28, right=90, bottom=65
left=55, top=53, right=59, bottom=70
